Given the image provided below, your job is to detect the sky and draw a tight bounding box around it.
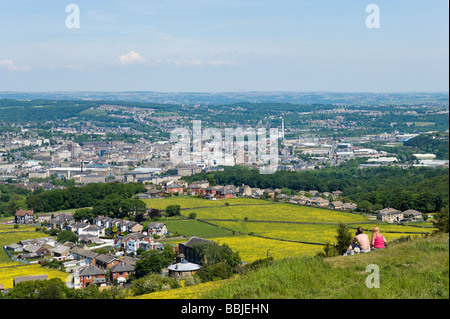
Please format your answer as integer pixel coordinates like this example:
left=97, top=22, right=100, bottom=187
left=0, top=0, right=448, bottom=92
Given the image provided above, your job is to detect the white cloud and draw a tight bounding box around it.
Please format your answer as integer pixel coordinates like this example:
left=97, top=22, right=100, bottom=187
left=0, top=59, right=31, bottom=71
left=117, top=51, right=146, bottom=65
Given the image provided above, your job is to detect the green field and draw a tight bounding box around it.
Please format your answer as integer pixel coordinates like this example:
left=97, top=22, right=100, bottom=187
left=164, top=220, right=234, bottom=238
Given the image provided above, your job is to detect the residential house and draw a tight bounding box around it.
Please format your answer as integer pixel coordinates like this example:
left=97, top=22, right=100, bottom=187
left=148, top=222, right=168, bottom=238
left=70, top=246, right=99, bottom=265
left=307, top=197, right=330, bottom=207
left=402, top=209, right=423, bottom=221
left=290, top=195, right=309, bottom=205
left=47, top=213, right=74, bottom=230
left=52, top=244, right=72, bottom=259
left=217, top=186, right=234, bottom=199
left=329, top=201, right=344, bottom=210
left=110, top=260, right=135, bottom=284
left=14, top=209, right=34, bottom=224
left=263, top=189, right=275, bottom=198
left=204, top=186, right=218, bottom=197
left=94, top=254, right=119, bottom=269
left=76, top=265, right=107, bottom=288
left=252, top=188, right=264, bottom=198
left=125, top=236, right=157, bottom=254
left=78, top=224, right=105, bottom=237
left=78, top=235, right=104, bottom=245
left=118, top=233, right=149, bottom=251
left=166, top=183, right=184, bottom=194
left=342, top=202, right=357, bottom=210
left=332, top=190, right=343, bottom=198
left=239, top=185, right=253, bottom=197
left=187, top=183, right=205, bottom=195
left=377, top=208, right=403, bottom=223
left=178, top=236, right=213, bottom=264
left=66, top=222, right=90, bottom=235
left=123, top=221, right=143, bottom=233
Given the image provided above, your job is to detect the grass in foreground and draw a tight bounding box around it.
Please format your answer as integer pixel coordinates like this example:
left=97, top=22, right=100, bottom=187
left=202, top=234, right=449, bottom=299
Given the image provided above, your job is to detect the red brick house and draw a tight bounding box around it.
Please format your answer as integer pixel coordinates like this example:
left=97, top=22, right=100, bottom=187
left=15, top=209, right=34, bottom=224
left=217, top=187, right=234, bottom=199
left=166, top=183, right=184, bottom=194
left=110, top=260, right=135, bottom=284
left=78, top=265, right=106, bottom=288
left=93, top=254, right=120, bottom=269
left=204, top=186, right=217, bottom=196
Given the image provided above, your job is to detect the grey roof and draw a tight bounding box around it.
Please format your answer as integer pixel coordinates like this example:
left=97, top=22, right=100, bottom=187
left=70, top=246, right=99, bottom=259
left=121, top=256, right=138, bottom=266
left=53, top=245, right=71, bottom=255
left=79, top=265, right=105, bottom=277
left=148, top=222, right=166, bottom=228
left=184, top=236, right=213, bottom=248
left=110, top=261, right=135, bottom=273
left=403, top=209, right=422, bottom=216
left=95, top=254, right=118, bottom=264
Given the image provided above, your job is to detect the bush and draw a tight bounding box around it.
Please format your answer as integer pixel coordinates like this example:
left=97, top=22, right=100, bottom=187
left=335, top=222, right=353, bottom=255
left=183, top=275, right=201, bottom=287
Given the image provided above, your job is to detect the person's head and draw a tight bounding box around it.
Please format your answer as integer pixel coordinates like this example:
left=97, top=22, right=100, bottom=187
left=356, top=227, right=364, bottom=235
left=372, top=226, right=381, bottom=237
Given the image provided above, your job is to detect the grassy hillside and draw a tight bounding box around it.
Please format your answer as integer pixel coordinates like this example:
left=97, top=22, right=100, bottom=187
left=201, top=234, right=449, bottom=299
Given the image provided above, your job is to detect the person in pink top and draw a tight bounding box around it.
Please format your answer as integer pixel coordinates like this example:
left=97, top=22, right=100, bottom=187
left=371, top=226, right=387, bottom=249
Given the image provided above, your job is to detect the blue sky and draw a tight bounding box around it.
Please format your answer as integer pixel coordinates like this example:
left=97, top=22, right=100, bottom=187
left=0, top=0, right=448, bottom=92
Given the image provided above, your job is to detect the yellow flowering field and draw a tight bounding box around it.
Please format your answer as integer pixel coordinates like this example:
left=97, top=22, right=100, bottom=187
left=192, top=202, right=368, bottom=224
left=0, top=264, right=69, bottom=289
left=0, top=224, right=39, bottom=233
left=209, top=235, right=324, bottom=263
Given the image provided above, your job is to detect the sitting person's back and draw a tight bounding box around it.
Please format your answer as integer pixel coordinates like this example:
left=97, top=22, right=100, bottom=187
left=372, top=227, right=386, bottom=249
left=343, top=227, right=371, bottom=255
left=355, top=233, right=371, bottom=251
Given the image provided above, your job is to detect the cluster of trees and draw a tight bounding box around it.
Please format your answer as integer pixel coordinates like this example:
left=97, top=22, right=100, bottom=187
left=0, top=184, right=31, bottom=217
left=135, top=244, right=177, bottom=276
left=403, top=132, right=449, bottom=160
left=193, top=241, right=242, bottom=282
left=25, top=182, right=145, bottom=213
left=184, top=164, right=449, bottom=214
left=2, top=278, right=129, bottom=299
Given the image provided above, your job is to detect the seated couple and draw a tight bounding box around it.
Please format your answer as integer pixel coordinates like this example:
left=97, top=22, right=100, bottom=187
left=343, top=226, right=386, bottom=256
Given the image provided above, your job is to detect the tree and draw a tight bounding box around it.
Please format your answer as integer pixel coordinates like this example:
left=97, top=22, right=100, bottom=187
left=5, top=278, right=70, bottom=299
left=57, top=230, right=78, bottom=243
left=357, top=200, right=373, bottom=213
left=165, top=205, right=181, bottom=217
left=316, top=241, right=338, bottom=258
left=207, top=174, right=216, bottom=187
left=188, top=212, right=197, bottom=219
left=433, top=205, right=449, bottom=233
left=335, top=222, right=353, bottom=255
left=193, top=242, right=241, bottom=282
left=135, top=251, right=167, bottom=276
